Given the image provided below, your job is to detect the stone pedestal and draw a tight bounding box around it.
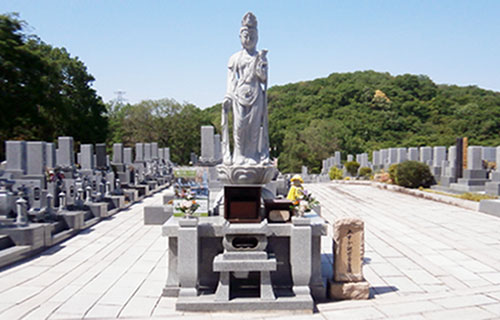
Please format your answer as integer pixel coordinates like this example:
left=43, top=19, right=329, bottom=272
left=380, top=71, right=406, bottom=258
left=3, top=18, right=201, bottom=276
left=450, top=169, right=488, bottom=192
left=163, top=236, right=179, bottom=296
left=291, top=217, right=312, bottom=296
left=178, top=218, right=199, bottom=297
left=87, top=202, right=108, bottom=218
left=61, top=210, right=86, bottom=230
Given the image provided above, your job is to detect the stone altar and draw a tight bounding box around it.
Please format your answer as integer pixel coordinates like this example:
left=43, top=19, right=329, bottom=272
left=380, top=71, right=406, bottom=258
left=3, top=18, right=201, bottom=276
left=162, top=214, right=326, bottom=311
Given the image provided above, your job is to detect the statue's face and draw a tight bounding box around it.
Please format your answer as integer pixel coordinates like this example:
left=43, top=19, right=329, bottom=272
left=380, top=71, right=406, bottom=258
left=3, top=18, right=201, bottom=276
left=240, top=27, right=258, bottom=51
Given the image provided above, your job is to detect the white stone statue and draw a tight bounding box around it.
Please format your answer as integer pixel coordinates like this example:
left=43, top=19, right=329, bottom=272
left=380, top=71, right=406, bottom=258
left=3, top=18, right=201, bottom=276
left=222, top=12, right=270, bottom=166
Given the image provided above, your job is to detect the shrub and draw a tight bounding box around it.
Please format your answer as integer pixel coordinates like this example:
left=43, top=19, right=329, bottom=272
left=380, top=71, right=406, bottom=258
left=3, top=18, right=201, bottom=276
left=329, top=167, right=343, bottom=180
left=394, top=160, right=434, bottom=188
left=344, top=161, right=360, bottom=176
left=358, top=167, right=372, bottom=179
left=388, top=164, right=399, bottom=182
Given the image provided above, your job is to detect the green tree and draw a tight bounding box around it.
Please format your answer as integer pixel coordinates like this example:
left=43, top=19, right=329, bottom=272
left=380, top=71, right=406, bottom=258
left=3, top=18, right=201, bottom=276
left=0, top=13, right=107, bottom=158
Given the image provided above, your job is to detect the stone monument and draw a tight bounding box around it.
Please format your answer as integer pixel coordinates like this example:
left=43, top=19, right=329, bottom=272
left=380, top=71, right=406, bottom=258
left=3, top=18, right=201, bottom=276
left=329, top=218, right=370, bottom=300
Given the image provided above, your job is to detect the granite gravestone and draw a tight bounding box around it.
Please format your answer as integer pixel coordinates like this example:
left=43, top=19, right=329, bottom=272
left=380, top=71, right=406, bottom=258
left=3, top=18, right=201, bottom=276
left=431, top=146, right=446, bottom=177
left=46, top=143, right=56, bottom=169
left=450, top=146, right=488, bottom=192
left=485, top=146, right=500, bottom=195
left=214, top=134, right=222, bottom=164
left=396, top=148, right=406, bottom=163
left=26, top=142, right=46, bottom=176
left=388, top=148, right=397, bottom=165
left=440, top=146, right=457, bottom=187
left=151, top=142, right=159, bottom=160
left=200, top=126, right=215, bottom=164
left=112, top=143, right=123, bottom=164
left=372, top=151, right=380, bottom=170
left=124, top=148, right=133, bottom=165
left=95, top=144, right=107, bottom=170
left=164, top=147, right=171, bottom=163
left=144, top=143, right=152, bottom=162
left=334, top=151, right=342, bottom=167
left=56, top=137, right=74, bottom=167
left=80, top=144, right=94, bottom=172
left=420, top=146, right=432, bottom=166
left=408, top=147, right=419, bottom=161
left=135, top=143, right=144, bottom=162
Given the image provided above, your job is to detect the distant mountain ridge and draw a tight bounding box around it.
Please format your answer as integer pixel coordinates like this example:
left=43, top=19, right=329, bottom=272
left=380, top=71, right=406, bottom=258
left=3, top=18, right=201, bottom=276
left=202, top=70, right=500, bottom=173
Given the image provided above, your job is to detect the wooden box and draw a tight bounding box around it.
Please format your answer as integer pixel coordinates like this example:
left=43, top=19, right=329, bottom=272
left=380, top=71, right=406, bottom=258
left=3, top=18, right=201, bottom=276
left=224, top=185, right=261, bottom=223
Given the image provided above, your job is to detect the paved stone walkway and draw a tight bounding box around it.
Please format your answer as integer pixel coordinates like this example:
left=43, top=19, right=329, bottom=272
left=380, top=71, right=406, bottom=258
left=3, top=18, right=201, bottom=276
left=0, top=182, right=499, bottom=319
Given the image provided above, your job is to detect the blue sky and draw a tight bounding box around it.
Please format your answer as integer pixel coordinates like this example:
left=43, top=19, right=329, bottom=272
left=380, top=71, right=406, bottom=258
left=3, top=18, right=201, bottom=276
left=2, top=1, right=499, bottom=108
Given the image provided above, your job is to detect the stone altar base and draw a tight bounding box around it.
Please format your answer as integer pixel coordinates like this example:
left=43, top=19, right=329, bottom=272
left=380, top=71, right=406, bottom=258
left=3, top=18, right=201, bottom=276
left=175, top=294, right=313, bottom=312
left=123, top=189, right=139, bottom=202
left=449, top=169, right=488, bottom=193
left=162, top=215, right=327, bottom=312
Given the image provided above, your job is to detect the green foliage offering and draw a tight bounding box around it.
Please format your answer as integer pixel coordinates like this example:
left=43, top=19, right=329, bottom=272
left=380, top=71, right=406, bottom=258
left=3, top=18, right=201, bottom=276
left=344, top=161, right=360, bottom=176
left=394, top=161, right=434, bottom=188
left=388, top=164, right=399, bottom=182
left=0, top=13, right=107, bottom=158
left=358, top=167, right=372, bottom=178
left=329, top=167, right=343, bottom=180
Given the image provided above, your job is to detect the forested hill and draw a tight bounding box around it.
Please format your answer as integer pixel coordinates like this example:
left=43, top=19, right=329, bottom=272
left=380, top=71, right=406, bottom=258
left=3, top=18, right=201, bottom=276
left=258, top=71, right=500, bottom=173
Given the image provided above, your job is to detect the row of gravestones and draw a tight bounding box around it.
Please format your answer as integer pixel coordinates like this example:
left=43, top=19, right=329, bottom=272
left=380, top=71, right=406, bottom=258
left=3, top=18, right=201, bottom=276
left=0, top=136, right=174, bottom=268
left=320, top=144, right=500, bottom=195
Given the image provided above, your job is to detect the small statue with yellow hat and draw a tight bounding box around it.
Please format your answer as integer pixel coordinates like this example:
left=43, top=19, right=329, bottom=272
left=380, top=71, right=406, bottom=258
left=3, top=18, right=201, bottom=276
left=287, top=174, right=304, bottom=202
left=287, top=174, right=320, bottom=217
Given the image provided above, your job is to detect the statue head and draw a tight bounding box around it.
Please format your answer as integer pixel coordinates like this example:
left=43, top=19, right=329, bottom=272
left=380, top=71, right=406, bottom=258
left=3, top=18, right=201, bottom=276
left=240, top=12, right=258, bottom=51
